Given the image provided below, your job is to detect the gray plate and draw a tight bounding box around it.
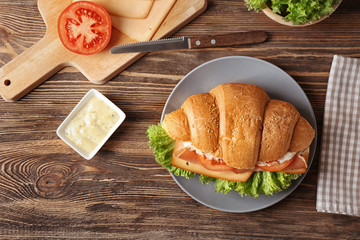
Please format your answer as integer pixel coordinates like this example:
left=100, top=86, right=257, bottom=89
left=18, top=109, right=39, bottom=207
left=161, top=56, right=317, bottom=213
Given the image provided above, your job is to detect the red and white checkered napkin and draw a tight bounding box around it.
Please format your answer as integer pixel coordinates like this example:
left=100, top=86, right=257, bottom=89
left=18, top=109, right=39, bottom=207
left=317, top=55, right=360, bottom=217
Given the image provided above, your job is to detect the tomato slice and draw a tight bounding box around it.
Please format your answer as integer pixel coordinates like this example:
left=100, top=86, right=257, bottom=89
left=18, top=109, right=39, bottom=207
left=173, top=141, right=255, bottom=173
left=58, top=1, right=112, bottom=55
left=198, top=155, right=235, bottom=172
left=257, top=156, right=295, bottom=172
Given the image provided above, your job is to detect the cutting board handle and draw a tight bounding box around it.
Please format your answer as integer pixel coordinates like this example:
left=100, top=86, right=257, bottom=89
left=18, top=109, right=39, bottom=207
left=0, top=34, right=66, bottom=102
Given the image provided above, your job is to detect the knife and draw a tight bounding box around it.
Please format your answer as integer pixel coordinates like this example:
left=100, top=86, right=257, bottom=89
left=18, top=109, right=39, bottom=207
left=110, top=31, right=267, bottom=54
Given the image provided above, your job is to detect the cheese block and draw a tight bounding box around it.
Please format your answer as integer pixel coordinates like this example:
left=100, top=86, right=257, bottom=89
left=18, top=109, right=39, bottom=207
left=110, top=0, right=177, bottom=41
left=72, top=0, right=154, bottom=19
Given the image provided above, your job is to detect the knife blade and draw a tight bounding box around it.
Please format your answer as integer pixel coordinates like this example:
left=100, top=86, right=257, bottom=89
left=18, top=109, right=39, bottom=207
left=110, top=31, right=267, bottom=54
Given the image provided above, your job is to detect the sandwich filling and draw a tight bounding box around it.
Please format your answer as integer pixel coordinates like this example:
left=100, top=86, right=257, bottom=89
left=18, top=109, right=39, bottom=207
left=147, top=123, right=308, bottom=198
left=172, top=140, right=309, bottom=182
left=183, top=140, right=307, bottom=168
left=256, top=152, right=296, bottom=167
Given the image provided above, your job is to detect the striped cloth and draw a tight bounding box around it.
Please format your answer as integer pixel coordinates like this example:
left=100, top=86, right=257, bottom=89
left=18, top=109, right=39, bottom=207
left=317, top=55, right=360, bottom=217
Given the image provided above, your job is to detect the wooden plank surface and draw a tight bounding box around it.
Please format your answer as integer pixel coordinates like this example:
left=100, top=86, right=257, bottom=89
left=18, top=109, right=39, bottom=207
left=0, top=0, right=360, bottom=239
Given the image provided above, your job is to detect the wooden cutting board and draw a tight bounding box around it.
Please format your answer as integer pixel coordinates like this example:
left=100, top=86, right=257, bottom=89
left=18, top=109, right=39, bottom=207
left=0, top=0, right=207, bottom=102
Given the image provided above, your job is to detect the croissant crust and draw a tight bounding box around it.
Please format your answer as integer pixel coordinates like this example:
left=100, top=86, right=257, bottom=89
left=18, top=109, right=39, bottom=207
left=162, top=83, right=315, bottom=169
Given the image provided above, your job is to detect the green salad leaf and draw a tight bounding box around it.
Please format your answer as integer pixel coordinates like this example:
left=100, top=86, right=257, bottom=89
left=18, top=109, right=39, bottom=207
left=146, top=123, right=175, bottom=169
left=244, top=0, right=267, bottom=11
left=146, top=124, right=195, bottom=178
left=146, top=124, right=301, bottom=198
left=244, top=0, right=338, bottom=25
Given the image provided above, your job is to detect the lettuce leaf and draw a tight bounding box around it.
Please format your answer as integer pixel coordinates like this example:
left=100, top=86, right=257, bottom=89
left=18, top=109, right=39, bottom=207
left=244, top=0, right=268, bottom=11
left=146, top=123, right=175, bottom=169
left=170, top=165, right=196, bottom=179
left=276, top=171, right=300, bottom=189
left=214, top=179, right=237, bottom=194
left=199, top=175, right=216, bottom=184
left=244, top=0, right=338, bottom=25
left=146, top=124, right=301, bottom=198
left=146, top=123, right=194, bottom=177
left=212, top=171, right=300, bottom=199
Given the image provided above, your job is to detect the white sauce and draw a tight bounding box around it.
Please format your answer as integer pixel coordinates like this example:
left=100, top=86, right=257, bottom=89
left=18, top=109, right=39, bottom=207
left=64, top=97, right=119, bottom=154
left=256, top=152, right=297, bottom=166
left=182, top=141, right=221, bottom=162
left=182, top=142, right=306, bottom=168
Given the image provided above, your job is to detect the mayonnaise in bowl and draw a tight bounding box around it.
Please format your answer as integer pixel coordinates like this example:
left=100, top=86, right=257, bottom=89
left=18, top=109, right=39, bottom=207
left=57, top=89, right=126, bottom=160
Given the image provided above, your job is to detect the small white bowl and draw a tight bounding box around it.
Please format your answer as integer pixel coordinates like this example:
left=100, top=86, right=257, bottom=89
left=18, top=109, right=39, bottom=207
left=57, top=89, right=126, bottom=160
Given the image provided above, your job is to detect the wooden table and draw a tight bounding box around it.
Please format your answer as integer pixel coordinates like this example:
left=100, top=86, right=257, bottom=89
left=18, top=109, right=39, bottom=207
left=0, top=0, right=359, bottom=239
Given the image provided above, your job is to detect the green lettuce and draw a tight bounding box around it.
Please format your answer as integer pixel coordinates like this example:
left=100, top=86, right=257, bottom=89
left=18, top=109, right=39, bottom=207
left=244, top=0, right=339, bottom=25
left=146, top=124, right=175, bottom=169
left=146, top=124, right=195, bottom=179
left=244, top=0, right=267, bottom=11
left=146, top=124, right=301, bottom=198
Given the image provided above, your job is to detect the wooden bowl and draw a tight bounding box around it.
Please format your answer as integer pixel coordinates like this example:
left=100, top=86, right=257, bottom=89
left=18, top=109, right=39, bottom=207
left=262, top=1, right=342, bottom=27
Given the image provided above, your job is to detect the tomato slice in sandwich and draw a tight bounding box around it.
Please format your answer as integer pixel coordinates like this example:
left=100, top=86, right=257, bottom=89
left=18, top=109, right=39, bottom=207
left=257, top=156, right=295, bottom=172
left=198, top=155, right=234, bottom=172
left=171, top=141, right=253, bottom=182
left=58, top=1, right=112, bottom=55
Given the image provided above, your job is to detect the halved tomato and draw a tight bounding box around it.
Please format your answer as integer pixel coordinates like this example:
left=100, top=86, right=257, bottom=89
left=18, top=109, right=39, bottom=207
left=198, top=155, right=235, bottom=172
left=58, top=1, right=112, bottom=55
left=257, top=156, right=295, bottom=172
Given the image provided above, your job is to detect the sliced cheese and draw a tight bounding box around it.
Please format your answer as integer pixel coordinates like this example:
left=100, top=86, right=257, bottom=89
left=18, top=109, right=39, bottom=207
left=72, top=0, right=154, bottom=19
left=172, top=154, right=253, bottom=182
left=282, top=168, right=307, bottom=174
left=110, top=0, right=177, bottom=41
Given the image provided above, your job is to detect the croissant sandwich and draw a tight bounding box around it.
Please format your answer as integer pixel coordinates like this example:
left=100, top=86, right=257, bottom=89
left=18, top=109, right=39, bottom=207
left=147, top=83, right=315, bottom=197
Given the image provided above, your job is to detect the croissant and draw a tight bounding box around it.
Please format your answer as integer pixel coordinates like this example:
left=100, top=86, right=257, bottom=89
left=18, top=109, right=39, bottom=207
left=162, top=83, right=315, bottom=182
